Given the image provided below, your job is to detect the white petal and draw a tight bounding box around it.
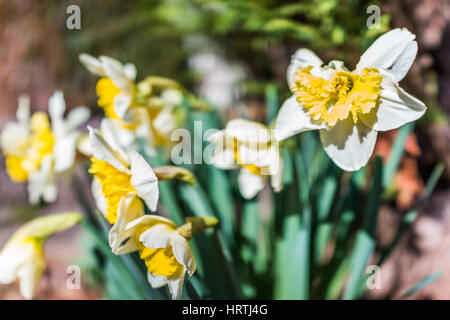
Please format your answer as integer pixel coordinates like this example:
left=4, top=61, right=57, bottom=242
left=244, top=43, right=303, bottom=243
left=147, top=272, right=168, bottom=288
left=238, top=168, right=266, bottom=199
left=91, top=178, right=107, bottom=215
left=360, top=71, right=426, bottom=131
left=153, top=108, right=176, bottom=139
left=99, top=119, right=130, bottom=160
left=48, top=91, right=66, bottom=136
left=28, top=155, right=57, bottom=204
left=123, top=63, right=137, bottom=81
left=109, top=192, right=143, bottom=255
left=356, top=28, right=417, bottom=82
left=79, top=53, right=106, bottom=77
left=88, top=126, right=129, bottom=173
left=113, top=93, right=132, bottom=119
left=319, top=118, right=377, bottom=172
left=65, top=106, right=91, bottom=133
left=269, top=147, right=283, bottom=192
left=226, top=119, right=271, bottom=145
left=53, top=132, right=77, bottom=172
left=129, top=151, right=159, bottom=211
left=99, top=56, right=134, bottom=93
left=139, top=224, right=174, bottom=249
left=171, top=232, right=196, bottom=276
left=274, top=95, right=326, bottom=141
left=16, top=95, right=30, bottom=127
left=17, top=250, right=45, bottom=300
left=0, top=243, right=31, bottom=284
left=125, top=214, right=177, bottom=233
left=287, top=48, right=323, bottom=86
left=168, top=274, right=185, bottom=300
left=0, top=123, right=29, bottom=155
left=161, top=89, right=183, bottom=107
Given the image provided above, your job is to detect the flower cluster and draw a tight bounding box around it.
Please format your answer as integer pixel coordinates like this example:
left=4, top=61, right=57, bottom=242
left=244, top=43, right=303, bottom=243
left=0, top=28, right=427, bottom=300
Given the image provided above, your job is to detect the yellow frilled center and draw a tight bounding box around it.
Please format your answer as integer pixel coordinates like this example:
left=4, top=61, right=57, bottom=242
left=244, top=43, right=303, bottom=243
left=291, top=66, right=382, bottom=126
left=88, top=157, right=135, bottom=224
left=5, top=112, right=55, bottom=182
left=135, top=226, right=184, bottom=279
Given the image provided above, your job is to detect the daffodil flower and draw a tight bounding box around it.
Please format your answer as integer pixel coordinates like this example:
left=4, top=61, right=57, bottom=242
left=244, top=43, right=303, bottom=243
left=0, top=212, right=82, bottom=299
left=0, top=92, right=90, bottom=203
left=275, top=28, right=426, bottom=171
left=79, top=54, right=181, bottom=151
left=88, top=125, right=159, bottom=224
left=108, top=192, right=218, bottom=299
left=208, top=119, right=283, bottom=199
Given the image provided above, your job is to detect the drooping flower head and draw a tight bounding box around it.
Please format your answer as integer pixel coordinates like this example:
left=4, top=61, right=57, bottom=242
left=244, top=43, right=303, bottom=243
left=108, top=193, right=218, bottom=299
left=0, top=92, right=90, bottom=203
left=208, top=119, right=283, bottom=199
left=0, top=212, right=82, bottom=299
left=275, top=28, right=426, bottom=171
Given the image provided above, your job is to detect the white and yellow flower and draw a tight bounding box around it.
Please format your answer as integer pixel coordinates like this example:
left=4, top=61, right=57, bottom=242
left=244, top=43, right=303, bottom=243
left=275, top=28, right=426, bottom=171
left=208, top=119, right=283, bottom=199
left=87, top=125, right=159, bottom=224
left=0, top=212, right=82, bottom=299
left=108, top=192, right=217, bottom=299
left=0, top=92, right=90, bottom=203
left=79, top=54, right=181, bottom=151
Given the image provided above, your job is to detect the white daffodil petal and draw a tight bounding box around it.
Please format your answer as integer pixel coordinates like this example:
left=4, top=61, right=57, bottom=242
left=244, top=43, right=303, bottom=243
left=275, top=95, right=326, bottom=141
left=88, top=126, right=129, bottom=173
left=319, top=118, right=377, bottom=172
left=99, top=119, right=130, bottom=160
left=53, top=132, right=77, bottom=172
left=79, top=53, right=106, bottom=77
left=287, top=48, right=323, bottom=86
left=238, top=168, right=266, bottom=199
left=125, top=214, right=177, bottom=233
left=99, top=56, right=133, bottom=93
left=360, top=72, right=426, bottom=131
left=113, top=93, right=132, bottom=119
left=0, top=123, right=29, bottom=155
left=139, top=224, right=174, bottom=249
left=356, top=28, right=417, bottom=82
left=147, top=272, right=168, bottom=288
left=109, top=192, right=143, bottom=255
left=129, top=151, right=159, bottom=212
left=17, top=95, right=30, bottom=127
left=269, top=147, right=284, bottom=193
left=0, top=243, right=30, bottom=284
left=168, top=274, right=185, bottom=300
left=153, top=108, right=176, bottom=139
left=123, top=63, right=137, bottom=81
left=207, top=131, right=238, bottom=169
left=28, top=155, right=57, bottom=204
left=65, top=106, right=91, bottom=133
left=17, top=253, right=45, bottom=300
left=91, top=178, right=107, bottom=215
left=171, top=232, right=196, bottom=276
left=48, top=91, right=66, bottom=136
left=210, top=147, right=238, bottom=170
left=226, top=119, right=271, bottom=145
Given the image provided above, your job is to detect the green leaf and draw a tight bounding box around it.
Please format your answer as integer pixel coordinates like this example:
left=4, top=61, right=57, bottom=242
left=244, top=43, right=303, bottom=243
left=343, top=157, right=383, bottom=299
left=383, top=123, right=414, bottom=188
left=398, top=272, right=442, bottom=299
